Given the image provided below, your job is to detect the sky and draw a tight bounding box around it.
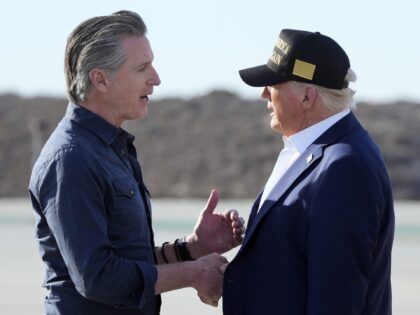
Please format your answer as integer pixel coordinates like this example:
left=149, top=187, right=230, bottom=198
left=1, top=0, right=419, bottom=103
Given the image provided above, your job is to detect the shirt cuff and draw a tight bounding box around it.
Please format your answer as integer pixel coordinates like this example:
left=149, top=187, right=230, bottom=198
left=133, top=261, right=158, bottom=309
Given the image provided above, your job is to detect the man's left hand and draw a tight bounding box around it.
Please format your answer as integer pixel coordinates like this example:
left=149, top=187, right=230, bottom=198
left=186, top=189, right=245, bottom=258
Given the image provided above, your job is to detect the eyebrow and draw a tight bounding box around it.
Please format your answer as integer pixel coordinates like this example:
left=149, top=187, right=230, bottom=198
left=135, top=61, right=152, bottom=70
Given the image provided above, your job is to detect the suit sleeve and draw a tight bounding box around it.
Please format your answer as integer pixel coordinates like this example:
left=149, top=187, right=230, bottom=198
left=307, top=155, right=384, bottom=314
left=37, top=148, right=157, bottom=309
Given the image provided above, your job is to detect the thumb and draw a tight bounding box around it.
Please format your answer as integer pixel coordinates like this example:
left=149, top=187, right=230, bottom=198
left=202, top=189, right=219, bottom=216
left=219, top=262, right=229, bottom=274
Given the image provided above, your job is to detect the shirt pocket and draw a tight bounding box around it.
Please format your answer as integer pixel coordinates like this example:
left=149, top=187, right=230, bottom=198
left=110, top=176, right=148, bottom=235
left=114, top=177, right=137, bottom=199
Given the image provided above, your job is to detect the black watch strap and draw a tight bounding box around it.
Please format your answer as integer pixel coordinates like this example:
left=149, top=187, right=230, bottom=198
left=175, top=237, right=195, bottom=261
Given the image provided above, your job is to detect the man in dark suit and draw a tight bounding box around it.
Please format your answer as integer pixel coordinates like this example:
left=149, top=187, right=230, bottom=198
left=222, top=29, right=395, bottom=314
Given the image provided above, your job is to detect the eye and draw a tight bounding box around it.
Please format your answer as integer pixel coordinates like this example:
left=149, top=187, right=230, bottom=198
left=137, top=62, right=152, bottom=72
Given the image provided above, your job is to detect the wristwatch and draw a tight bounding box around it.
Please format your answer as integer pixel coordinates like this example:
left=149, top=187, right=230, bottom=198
left=174, top=236, right=195, bottom=261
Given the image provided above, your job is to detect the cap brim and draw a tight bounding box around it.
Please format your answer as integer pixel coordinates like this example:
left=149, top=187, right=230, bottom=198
left=239, top=65, right=286, bottom=87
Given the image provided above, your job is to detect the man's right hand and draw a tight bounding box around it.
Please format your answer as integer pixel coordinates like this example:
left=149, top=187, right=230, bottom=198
left=154, top=251, right=228, bottom=307
left=193, top=253, right=228, bottom=307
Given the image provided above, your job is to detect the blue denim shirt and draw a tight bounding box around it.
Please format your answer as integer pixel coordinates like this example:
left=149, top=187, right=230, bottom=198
left=29, top=103, right=160, bottom=314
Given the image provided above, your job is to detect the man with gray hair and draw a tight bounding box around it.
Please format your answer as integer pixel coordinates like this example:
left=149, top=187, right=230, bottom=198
left=29, top=10, right=245, bottom=314
left=222, top=29, right=394, bottom=314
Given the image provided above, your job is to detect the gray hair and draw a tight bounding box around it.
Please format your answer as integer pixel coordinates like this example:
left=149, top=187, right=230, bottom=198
left=290, top=68, right=357, bottom=112
left=315, top=68, right=357, bottom=112
left=64, top=10, right=147, bottom=104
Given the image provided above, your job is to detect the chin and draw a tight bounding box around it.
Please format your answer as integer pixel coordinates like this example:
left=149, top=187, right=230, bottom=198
left=270, top=119, right=278, bottom=130
left=270, top=122, right=282, bottom=134
left=136, top=111, right=148, bottom=120
left=134, top=106, right=148, bottom=120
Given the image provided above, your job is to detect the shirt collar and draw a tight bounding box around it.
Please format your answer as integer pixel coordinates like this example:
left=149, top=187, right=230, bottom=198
left=282, top=135, right=297, bottom=151
left=66, top=102, right=132, bottom=146
left=287, top=109, right=351, bottom=154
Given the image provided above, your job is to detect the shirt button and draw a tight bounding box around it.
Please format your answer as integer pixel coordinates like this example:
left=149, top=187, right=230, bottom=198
left=129, top=190, right=135, bottom=198
left=121, top=150, right=126, bottom=156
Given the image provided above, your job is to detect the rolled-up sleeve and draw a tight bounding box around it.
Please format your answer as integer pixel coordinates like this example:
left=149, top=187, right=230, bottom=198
left=36, top=147, right=157, bottom=309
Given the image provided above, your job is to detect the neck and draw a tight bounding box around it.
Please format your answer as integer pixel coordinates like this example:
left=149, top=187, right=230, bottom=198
left=286, top=104, right=339, bottom=137
left=80, top=97, right=122, bottom=127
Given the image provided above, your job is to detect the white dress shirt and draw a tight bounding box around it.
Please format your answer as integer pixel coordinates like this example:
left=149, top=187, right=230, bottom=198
left=259, top=109, right=351, bottom=209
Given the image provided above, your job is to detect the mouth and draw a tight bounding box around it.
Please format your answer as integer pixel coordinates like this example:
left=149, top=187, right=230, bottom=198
left=140, top=95, right=149, bottom=102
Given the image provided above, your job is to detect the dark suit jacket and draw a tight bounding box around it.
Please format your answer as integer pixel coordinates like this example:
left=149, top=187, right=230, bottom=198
left=223, top=113, right=394, bottom=315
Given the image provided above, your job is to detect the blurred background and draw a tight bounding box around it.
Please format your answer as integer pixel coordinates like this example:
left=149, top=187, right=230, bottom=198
left=0, top=0, right=419, bottom=314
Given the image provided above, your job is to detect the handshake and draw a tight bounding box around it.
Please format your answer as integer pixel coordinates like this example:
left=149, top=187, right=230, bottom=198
left=192, top=253, right=229, bottom=307
left=155, top=189, right=245, bottom=308
left=185, top=190, right=244, bottom=307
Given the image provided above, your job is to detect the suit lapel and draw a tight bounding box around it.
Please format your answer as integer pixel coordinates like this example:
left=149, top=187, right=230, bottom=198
left=239, top=144, right=323, bottom=252
left=246, top=190, right=263, bottom=233
left=239, top=112, right=362, bottom=253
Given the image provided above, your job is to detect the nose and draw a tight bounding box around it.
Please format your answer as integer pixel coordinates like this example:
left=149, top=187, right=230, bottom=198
left=260, top=86, right=271, bottom=101
left=148, top=66, right=161, bottom=86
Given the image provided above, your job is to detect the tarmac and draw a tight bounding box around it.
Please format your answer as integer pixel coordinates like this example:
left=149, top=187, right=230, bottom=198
left=0, top=198, right=419, bottom=314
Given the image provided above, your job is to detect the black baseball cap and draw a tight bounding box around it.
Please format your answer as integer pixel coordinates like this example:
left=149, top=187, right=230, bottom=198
left=239, top=29, right=350, bottom=89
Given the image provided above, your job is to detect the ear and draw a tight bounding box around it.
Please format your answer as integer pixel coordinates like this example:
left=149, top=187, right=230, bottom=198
left=301, top=86, right=318, bottom=110
left=89, top=68, right=110, bottom=93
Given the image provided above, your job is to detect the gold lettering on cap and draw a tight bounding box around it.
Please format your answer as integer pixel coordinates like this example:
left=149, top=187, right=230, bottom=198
left=275, top=38, right=290, bottom=55
left=270, top=51, right=282, bottom=66
left=292, top=59, right=316, bottom=80
left=269, top=37, right=289, bottom=66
